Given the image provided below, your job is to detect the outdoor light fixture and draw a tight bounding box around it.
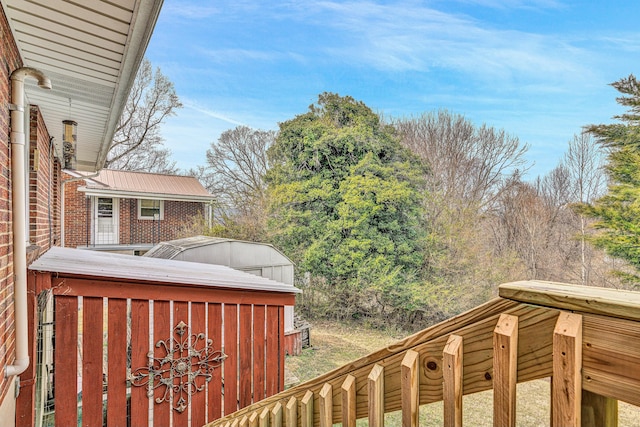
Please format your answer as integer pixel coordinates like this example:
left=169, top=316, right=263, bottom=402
left=62, top=119, right=77, bottom=170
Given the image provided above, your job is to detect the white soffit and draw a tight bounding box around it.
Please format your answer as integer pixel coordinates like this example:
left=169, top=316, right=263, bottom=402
left=1, top=0, right=164, bottom=171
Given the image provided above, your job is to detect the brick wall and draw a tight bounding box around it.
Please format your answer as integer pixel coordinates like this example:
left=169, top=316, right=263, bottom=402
left=63, top=187, right=205, bottom=247
left=125, top=199, right=204, bottom=245
left=62, top=173, right=90, bottom=248
left=29, top=107, right=61, bottom=250
left=0, top=2, right=22, bottom=410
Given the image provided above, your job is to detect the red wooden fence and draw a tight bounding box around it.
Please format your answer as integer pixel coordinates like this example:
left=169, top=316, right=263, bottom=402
left=29, top=273, right=290, bottom=427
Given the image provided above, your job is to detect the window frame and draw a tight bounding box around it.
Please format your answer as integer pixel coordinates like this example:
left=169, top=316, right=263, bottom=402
left=137, top=199, right=164, bottom=220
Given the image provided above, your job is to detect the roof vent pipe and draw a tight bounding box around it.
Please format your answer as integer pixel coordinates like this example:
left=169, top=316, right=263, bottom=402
left=6, top=67, right=51, bottom=378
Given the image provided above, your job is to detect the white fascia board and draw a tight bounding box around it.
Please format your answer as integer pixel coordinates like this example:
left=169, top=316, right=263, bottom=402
left=78, top=186, right=215, bottom=203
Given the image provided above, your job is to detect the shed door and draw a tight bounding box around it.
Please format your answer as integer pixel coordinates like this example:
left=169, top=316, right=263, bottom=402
left=94, top=197, right=119, bottom=245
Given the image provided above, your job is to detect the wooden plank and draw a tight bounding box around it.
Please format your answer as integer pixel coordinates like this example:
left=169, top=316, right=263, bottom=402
left=54, top=296, right=78, bottom=427
left=581, top=390, right=618, bottom=427
left=319, top=383, right=333, bottom=427
left=499, top=280, right=640, bottom=321
left=266, top=306, right=280, bottom=396
left=401, top=350, right=419, bottom=427
left=368, top=364, right=384, bottom=427
left=106, top=298, right=127, bottom=427
left=225, top=303, right=239, bottom=416
left=552, top=312, right=582, bottom=427
left=286, top=396, right=298, bottom=427
left=259, top=407, right=270, bottom=427
left=192, top=302, right=207, bottom=427
left=209, top=303, right=223, bottom=422
left=493, top=314, right=518, bottom=427
left=130, top=299, right=149, bottom=427
left=582, top=313, right=640, bottom=406
left=301, top=390, right=313, bottom=427
left=240, top=415, right=249, bottom=427
left=52, top=277, right=296, bottom=306
left=82, top=297, right=104, bottom=427
left=443, top=335, right=463, bottom=427
left=173, top=301, right=189, bottom=427
left=272, top=402, right=283, bottom=427
left=341, top=374, right=357, bottom=427
left=253, top=305, right=266, bottom=401
left=153, top=300, right=171, bottom=426
left=279, top=306, right=285, bottom=391
left=249, top=411, right=259, bottom=427
left=240, top=304, right=253, bottom=408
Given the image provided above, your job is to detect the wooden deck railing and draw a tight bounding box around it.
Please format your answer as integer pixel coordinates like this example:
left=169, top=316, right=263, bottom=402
left=204, top=280, right=640, bottom=427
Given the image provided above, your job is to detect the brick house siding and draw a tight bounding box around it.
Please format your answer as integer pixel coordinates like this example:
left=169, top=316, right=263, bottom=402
left=61, top=175, right=90, bottom=248
left=119, top=198, right=204, bottom=245
left=29, top=107, right=62, bottom=250
left=0, top=3, right=22, bottom=407
left=63, top=173, right=207, bottom=249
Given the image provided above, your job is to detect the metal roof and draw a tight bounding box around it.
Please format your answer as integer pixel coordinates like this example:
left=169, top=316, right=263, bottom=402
left=1, top=0, right=164, bottom=172
left=69, top=169, right=215, bottom=201
left=30, top=247, right=301, bottom=294
left=144, top=236, right=294, bottom=266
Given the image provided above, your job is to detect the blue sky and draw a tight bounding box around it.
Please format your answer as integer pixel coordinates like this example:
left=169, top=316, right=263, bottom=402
left=145, top=0, right=639, bottom=178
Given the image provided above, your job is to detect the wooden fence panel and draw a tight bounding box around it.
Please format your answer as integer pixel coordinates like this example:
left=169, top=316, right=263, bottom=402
left=253, top=305, right=266, bottom=402
left=192, top=302, right=207, bottom=427
left=55, top=296, right=78, bottom=427
left=106, top=298, right=128, bottom=427
left=209, top=303, right=223, bottom=422
left=225, top=303, right=239, bottom=416
left=46, top=275, right=290, bottom=427
left=153, top=300, right=172, bottom=426
left=130, top=299, right=150, bottom=426
left=266, top=306, right=280, bottom=397
left=240, top=304, right=253, bottom=408
left=173, top=301, right=189, bottom=427
left=82, top=297, right=104, bottom=427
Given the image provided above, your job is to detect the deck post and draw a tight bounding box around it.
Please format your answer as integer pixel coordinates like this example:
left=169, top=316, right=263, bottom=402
left=552, top=312, right=582, bottom=427
left=341, top=375, right=357, bottom=427
left=368, top=364, right=385, bottom=427
left=401, top=350, right=420, bottom=427
left=443, top=335, right=463, bottom=427
left=493, top=313, right=519, bottom=427
left=286, top=397, right=298, bottom=427
left=581, top=390, right=617, bottom=427
left=301, top=390, right=314, bottom=427
left=319, top=383, right=333, bottom=427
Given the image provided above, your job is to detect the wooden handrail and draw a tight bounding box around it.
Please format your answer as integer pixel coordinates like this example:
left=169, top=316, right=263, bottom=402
left=205, top=282, right=640, bottom=427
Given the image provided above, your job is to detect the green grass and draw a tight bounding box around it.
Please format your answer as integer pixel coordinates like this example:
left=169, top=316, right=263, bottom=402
left=286, top=321, right=640, bottom=427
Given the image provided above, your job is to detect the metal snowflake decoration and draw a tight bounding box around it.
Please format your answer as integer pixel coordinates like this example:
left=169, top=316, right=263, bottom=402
left=131, top=321, right=227, bottom=412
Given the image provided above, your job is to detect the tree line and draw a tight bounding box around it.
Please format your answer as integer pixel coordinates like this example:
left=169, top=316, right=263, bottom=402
left=109, top=62, right=640, bottom=330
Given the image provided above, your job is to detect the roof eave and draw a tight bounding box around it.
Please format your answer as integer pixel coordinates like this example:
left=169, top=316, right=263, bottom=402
left=78, top=186, right=215, bottom=203
left=94, top=0, right=165, bottom=171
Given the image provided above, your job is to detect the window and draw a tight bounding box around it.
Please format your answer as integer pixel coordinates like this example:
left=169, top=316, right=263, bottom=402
left=138, top=199, right=164, bottom=220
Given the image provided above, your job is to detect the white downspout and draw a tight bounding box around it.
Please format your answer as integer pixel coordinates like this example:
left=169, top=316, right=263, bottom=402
left=5, top=67, right=51, bottom=378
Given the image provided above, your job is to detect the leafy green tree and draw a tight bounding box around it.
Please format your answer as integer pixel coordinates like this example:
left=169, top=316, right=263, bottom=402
left=578, top=75, right=640, bottom=281
left=266, top=93, right=429, bottom=325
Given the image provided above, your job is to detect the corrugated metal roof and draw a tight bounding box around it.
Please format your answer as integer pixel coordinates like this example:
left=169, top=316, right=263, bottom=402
left=1, top=0, right=164, bottom=172
left=30, top=247, right=301, bottom=294
left=144, top=235, right=232, bottom=259
left=143, top=236, right=294, bottom=267
left=72, top=169, right=215, bottom=201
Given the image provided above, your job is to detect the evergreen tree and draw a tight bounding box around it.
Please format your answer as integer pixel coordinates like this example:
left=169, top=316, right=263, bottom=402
left=266, top=93, right=429, bottom=324
left=578, top=75, right=640, bottom=280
